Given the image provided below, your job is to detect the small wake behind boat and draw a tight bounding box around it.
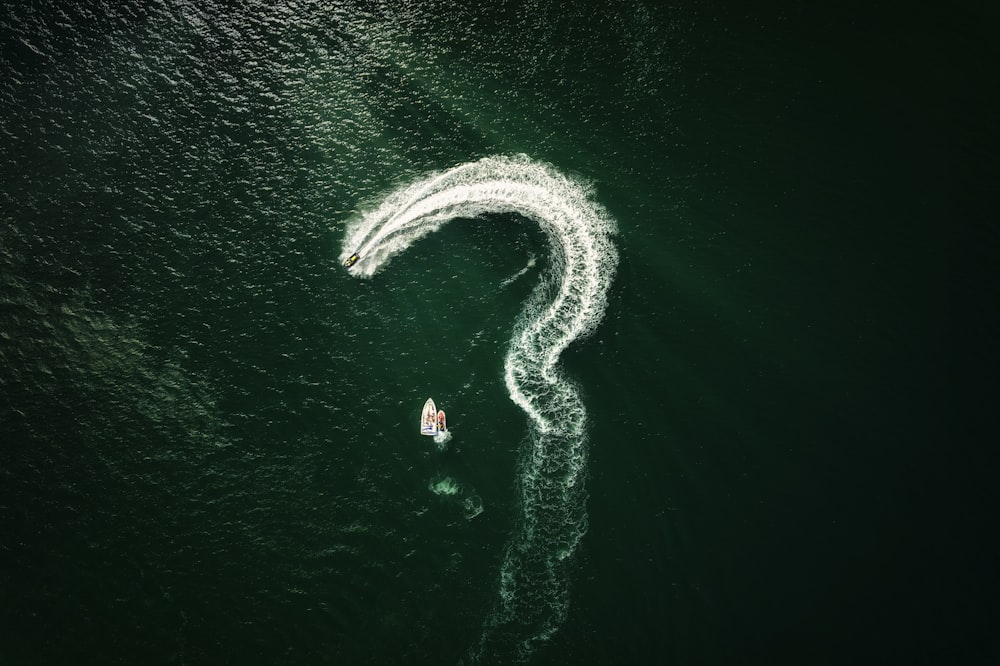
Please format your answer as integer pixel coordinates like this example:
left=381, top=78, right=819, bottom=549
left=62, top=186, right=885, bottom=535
left=420, top=398, right=438, bottom=436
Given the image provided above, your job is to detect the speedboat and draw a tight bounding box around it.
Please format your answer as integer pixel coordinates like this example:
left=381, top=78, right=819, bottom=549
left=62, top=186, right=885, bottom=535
left=344, top=252, right=360, bottom=268
left=420, top=398, right=438, bottom=436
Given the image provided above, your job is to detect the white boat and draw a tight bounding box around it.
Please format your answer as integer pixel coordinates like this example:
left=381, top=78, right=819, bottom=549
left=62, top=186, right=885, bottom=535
left=420, top=398, right=438, bottom=436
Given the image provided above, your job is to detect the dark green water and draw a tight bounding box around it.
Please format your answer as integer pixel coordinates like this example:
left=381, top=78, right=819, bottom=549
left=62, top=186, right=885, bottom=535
left=2, top=1, right=996, bottom=664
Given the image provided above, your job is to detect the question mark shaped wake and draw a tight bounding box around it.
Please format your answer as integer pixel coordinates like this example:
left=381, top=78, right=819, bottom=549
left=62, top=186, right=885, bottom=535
left=342, top=154, right=617, bottom=662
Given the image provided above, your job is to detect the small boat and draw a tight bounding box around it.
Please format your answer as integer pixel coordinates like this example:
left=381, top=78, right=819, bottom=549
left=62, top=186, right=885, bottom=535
left=437, top=410, right=447, bottom=432
left=344, top=252, right=360, bottom=268
left=420, top=398, right=438, bottom=436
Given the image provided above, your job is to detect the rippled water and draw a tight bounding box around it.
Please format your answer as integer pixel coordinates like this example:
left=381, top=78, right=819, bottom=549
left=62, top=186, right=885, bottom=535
left=3, top=2, right=996, bottom=665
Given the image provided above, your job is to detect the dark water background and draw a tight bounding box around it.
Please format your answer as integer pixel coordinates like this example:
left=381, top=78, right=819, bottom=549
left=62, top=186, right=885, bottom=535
left=2, top=1, right=996, bottom=664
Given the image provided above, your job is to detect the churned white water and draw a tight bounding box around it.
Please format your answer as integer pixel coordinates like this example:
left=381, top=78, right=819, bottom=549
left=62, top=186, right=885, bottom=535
left=342, top=154, right=617, bottom=661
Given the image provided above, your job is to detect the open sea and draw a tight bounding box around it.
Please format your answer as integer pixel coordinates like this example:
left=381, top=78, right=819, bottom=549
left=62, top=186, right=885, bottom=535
left=2, top=2, right=997, bottom=664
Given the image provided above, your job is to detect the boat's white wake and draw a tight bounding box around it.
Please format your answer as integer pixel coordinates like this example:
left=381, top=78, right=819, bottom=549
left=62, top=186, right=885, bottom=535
left=433, top=429, right=452, bottom=450
left=500, top=253, right=537, bottom=287
left=342, top=154, right=617, bottom=663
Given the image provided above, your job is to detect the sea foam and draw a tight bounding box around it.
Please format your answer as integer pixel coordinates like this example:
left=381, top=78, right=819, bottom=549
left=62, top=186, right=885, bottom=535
left=342, top=154, right=617, bottom=662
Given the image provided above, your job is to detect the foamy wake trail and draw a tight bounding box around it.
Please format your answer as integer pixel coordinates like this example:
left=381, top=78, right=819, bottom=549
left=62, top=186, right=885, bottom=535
left=342, top=155, right=617, bottom=663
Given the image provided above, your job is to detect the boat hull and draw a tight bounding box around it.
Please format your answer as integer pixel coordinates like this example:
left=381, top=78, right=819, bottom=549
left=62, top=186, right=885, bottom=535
left=420, top=398, right=438, bottom=435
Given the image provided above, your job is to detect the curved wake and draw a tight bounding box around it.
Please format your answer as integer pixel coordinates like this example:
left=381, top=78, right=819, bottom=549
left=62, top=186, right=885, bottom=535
left=342, top=154, right=617, bottom=662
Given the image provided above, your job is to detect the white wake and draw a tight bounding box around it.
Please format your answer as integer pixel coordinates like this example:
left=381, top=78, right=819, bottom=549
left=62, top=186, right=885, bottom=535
left=341, top=154, right=617, bottom=662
